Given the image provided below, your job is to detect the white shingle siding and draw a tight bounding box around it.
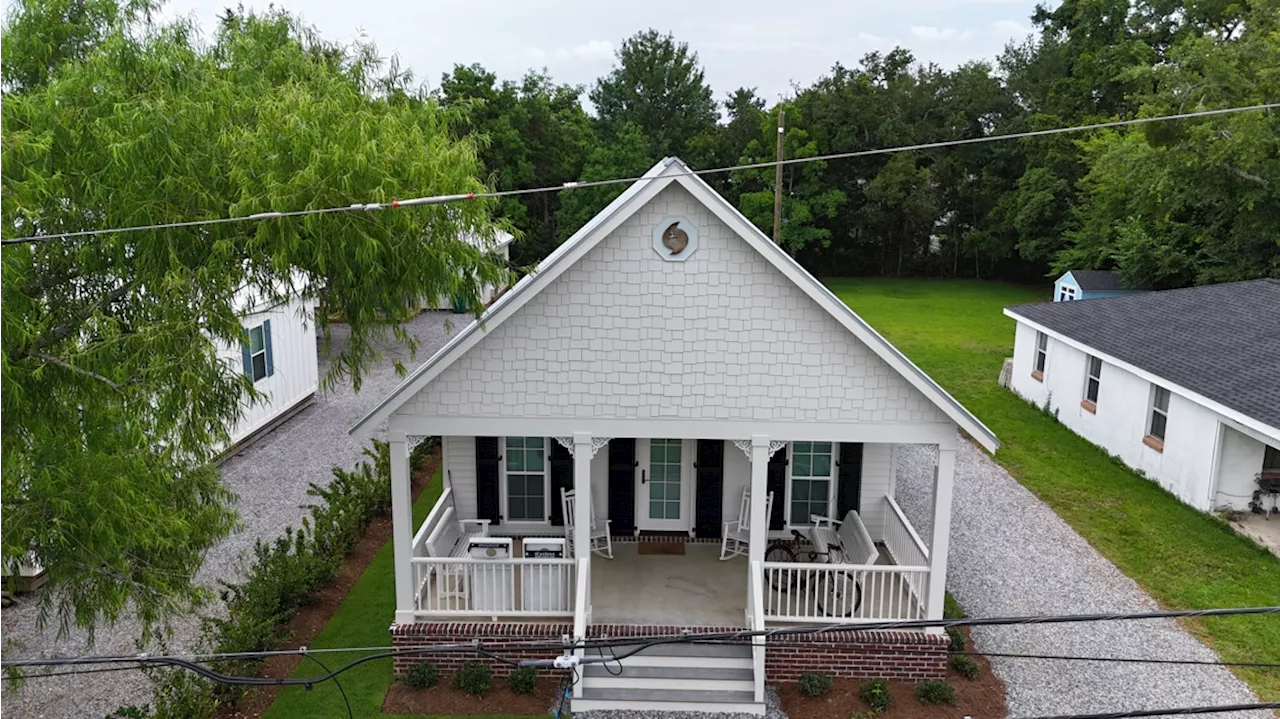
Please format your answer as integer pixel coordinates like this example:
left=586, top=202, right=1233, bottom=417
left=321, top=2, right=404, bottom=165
left=859, top=444, right=893, bottom=540
left=396, top=184, right=946, bottom=425
left=443, top=436, right=478, bottom=519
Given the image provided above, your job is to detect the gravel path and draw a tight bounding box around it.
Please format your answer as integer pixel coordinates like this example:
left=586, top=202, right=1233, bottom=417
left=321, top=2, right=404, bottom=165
left=1, top=312, right=459, bottom=719
left=894, top=442, right=1269, bottom=719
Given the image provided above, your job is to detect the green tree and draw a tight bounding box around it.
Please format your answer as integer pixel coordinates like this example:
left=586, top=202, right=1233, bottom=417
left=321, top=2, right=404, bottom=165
left=1, top=2, right=506, bottom=639
left=590, top=29, right=718, bottom=161
left=735, top=105, right=846, bottom=257
left=552, top=123, right=655, bottom=242
left=438, top=65, right=595, bottom=264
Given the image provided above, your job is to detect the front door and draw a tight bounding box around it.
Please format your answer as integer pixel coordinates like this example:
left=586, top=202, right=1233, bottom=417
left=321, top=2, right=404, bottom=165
left=636, top=438, right=693, bottom=532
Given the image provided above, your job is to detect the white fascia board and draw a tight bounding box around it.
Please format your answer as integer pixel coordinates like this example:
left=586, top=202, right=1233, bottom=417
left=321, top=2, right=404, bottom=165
left=1004, top=309, right=1280, bottom=445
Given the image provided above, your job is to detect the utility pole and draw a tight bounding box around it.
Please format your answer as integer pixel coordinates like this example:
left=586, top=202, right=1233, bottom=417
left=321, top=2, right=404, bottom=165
left=772, top=110, right=785, bottom=244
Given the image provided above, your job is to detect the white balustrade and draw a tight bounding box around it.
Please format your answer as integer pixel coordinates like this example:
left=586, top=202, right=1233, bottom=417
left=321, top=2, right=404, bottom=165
left=411, top=556, right=576, bottom=617
left=761, top=562, right=929, bottom=623
left=883, top=495, right=930, bottom=568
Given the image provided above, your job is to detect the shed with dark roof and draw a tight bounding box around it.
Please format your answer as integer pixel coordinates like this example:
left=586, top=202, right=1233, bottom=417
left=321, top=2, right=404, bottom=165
left=1052, top=269, right=1150, bottom=302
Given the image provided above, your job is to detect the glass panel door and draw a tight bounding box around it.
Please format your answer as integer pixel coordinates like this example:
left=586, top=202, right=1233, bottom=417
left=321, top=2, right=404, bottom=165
left=635, top=439, right=690, bottom=532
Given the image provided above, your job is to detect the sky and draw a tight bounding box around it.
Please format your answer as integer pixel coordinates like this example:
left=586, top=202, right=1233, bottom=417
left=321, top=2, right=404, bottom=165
left=157, top=0, right=1049, bottom=108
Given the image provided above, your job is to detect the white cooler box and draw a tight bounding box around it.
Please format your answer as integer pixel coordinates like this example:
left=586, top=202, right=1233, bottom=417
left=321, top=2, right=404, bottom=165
left=467, top=537, right=514, bottom=613
left=521, top=538, right=569, bottom=613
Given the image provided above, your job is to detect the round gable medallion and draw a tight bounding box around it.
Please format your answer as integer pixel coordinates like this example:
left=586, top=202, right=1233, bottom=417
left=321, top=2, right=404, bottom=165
left=652, top=217, right=698, bottom=261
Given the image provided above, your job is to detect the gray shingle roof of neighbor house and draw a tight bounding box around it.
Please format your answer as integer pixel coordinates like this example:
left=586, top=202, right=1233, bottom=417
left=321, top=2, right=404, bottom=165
left=1066, top=269, right=1126, bottom=291
left=1006, top=278, right=1280, bottom=430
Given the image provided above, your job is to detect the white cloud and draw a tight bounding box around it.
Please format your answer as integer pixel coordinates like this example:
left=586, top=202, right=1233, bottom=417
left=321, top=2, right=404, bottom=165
left=857, top=32, right=899, bottom=49
left=910, top=26, right=974, bottom=41
left=553, top=40, right=614, bottom=62
left=992, top=19, right=1028, bottom=35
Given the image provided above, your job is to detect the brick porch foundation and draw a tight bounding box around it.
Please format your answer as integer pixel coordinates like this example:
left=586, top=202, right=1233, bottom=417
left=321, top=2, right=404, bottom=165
left=390, top=622, right=948, bottom=682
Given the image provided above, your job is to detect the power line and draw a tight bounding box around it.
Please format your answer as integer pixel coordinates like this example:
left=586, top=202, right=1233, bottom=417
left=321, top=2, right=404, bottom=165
left=4, top=103, right=1276, bottom=246
left=952, top=650, right=1280, bottom=669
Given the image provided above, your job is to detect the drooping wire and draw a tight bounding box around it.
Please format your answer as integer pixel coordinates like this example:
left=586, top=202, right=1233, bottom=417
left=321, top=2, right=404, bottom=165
left=3, top=103, right=1276, bottom=246
left=1015, top=703, right=1280, bottom=719
left=301, top=651, right=353, bottom=719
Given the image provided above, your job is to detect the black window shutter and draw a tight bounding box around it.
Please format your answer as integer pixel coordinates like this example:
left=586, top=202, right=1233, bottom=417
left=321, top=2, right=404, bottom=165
left=836, top=442, right=863, bottom=518
left=766, top=444, right=788, bottom=530
left=695, top=440, right=725, bottom=538
left=608, top=439, right=636, bottom=536
left=476, top=437, right=502, bottom=525
left=549, top=442, right=574, bottom=526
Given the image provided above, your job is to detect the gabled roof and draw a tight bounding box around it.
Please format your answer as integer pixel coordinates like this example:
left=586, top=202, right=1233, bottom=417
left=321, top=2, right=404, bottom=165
left=1059, top=269, right=1147, bottom=292
left=351, top=157, right=1000, bottom=452
left=1006, top=279, right=1280, bottom=436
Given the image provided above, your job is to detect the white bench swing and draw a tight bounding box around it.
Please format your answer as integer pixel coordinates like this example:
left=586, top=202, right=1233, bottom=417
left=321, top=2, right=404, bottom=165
left=423, top=504, right=491, bottom=600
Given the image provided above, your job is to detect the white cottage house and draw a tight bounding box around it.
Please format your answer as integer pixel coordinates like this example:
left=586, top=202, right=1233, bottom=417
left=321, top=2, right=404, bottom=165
left=352, top=158, right=999, bottom=714
left=1006, top=280, right=1280, bottom=513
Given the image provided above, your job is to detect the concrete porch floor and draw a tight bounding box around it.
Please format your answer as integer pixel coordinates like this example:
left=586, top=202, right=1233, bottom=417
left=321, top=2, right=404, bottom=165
left=591, top=543, right=748, bottom=626
left=1229, top=511, right=1280, bottom=558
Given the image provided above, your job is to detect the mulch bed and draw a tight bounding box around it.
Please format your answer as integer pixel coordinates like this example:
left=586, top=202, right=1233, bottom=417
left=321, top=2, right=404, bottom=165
left=777, top=629, right=1007, bottom=719
left=220, top=447, right=443, bottom=719
left=383, top=679, right=562, bottom=716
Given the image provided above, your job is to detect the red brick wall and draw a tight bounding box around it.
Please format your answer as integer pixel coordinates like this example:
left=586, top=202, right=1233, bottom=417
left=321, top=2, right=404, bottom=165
left=390, top=622, right=947, bottom=682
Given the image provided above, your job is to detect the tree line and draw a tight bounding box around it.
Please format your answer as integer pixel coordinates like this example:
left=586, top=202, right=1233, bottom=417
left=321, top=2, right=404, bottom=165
left=440, top=2, right=1278, bottom=288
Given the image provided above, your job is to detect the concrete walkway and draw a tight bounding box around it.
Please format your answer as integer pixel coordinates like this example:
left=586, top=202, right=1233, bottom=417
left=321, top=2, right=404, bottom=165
left=894, top=442, right=1269, bottom=719
left=1, top=312, right=460, bottom=719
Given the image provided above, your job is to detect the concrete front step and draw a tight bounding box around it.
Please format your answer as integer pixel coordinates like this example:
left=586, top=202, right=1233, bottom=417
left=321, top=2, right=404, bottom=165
left=574, top=687, right=765, bottom=715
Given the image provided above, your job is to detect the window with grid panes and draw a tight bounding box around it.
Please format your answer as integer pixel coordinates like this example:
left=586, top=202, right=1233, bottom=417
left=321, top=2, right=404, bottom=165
left=790, top=441, right=834, bottom=525
left=648, top=439, right=682, bottom=520
left=1148, top=387, right=1170, bottom=442
left=505, top=437, right=546, bottom=521
left=1084, top=356, right=1102, bottom=403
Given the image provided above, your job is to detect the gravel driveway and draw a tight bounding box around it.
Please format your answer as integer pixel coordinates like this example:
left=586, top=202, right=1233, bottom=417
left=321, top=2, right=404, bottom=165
left=895, top=442, right=1270, bottom=719
left=1, top=312, right=459, bottom=719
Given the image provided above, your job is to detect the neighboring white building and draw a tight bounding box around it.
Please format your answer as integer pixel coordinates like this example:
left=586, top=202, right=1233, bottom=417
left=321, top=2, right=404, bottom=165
left=1005, top=279, right=1280, bottom=512
left=351, top=157, right=999, bottom=714
left=219, top=292, right=319, bottom=447
left=426, top=229, right=515, bottom=311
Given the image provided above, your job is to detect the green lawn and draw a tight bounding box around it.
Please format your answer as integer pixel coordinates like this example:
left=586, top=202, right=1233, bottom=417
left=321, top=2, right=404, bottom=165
left=262, top=467, right=550, bottom=719
left=826, top=277, right=1280, bottom=700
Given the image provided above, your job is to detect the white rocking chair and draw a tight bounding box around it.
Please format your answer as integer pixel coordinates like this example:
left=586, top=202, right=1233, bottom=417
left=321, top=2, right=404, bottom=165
left=561, top=488, right=613, bottom=559
left=720, top=488, right=774, bottom=560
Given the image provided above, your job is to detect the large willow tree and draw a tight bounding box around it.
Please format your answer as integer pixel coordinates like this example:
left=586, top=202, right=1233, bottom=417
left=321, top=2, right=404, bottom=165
left=1, top=0, right=507, bottom=639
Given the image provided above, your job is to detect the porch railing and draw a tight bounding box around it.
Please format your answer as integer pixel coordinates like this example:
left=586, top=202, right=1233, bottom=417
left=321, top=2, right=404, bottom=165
left=748, top=561, right=766, bottom=703
left=572, top=557, right=590, bottom=699
left=761, top=562, right=929, bottom=623
left=411, top=556, right=576, bottom=617
left=883, top=495, right=929, bottom=568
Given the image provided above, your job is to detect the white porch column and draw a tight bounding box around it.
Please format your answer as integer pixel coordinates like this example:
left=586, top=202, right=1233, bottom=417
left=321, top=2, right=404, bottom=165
left=926, top=446, right=957, bottom=626
left=573, top=432, right=593, bottom=560
left=390, top=430, right=415, bottom=624
left=748, top=434, right=771, bottom=566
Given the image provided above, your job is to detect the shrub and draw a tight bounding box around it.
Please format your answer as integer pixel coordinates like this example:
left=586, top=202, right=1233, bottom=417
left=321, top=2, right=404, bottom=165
left=943, top=593, right=966, bottom=620
left=409, top=436, right=441, bottom=473
left=946, top=627, right=967, bottom=652
left=858, top=678, right=892, bottom=713
left=798, top=672, right=834, bottom=697
left=951, top=654, right=979, bottom=680
left=507, top=666, right=538, bottom=694
left=454, top=662, right=492, bottom=696
left=914, top=679, right=957, bottom=706
left=404, top=661, right=440, bottom=689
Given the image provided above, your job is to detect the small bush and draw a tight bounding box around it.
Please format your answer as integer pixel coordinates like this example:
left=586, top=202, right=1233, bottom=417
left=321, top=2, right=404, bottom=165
left=506, top=666, right=538, bottom=695
left=946, top=626, right=966, bottom=652
left=943, top=593, right=966, bottom=620
left=454, top=662, right=492, bottom=696
left=914, top=679, right=957, bottom=706
left=798, top=672, right=834, bottom=697
left=404, top=661, right=440, bottom=689
left=858, top=678, right=892, bottom=713
left=951, top=654, right=980, bottom=679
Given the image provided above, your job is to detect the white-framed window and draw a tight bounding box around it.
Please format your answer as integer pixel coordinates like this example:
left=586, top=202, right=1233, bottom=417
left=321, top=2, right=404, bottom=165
left=503, top=437, right=548, bottom=522
left=1033, top=332, right=1048, bottom=375
left=1147, top=387, right=1170, bottom=443
left=788, top=441, right=835, bottom=526
left=647, top=439, right=683, bottom=521
left=1058, top=285, right=1078, bottom=301
left=1083, top=355, right=1102, bottom=404
left=244, top=322, right=271, bottom=383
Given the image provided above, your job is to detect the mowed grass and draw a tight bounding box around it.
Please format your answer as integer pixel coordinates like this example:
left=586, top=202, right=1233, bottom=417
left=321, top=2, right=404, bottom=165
left=826, top=277, right=1280, bottom=699
left=263, top=467, right=550, bottom=719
